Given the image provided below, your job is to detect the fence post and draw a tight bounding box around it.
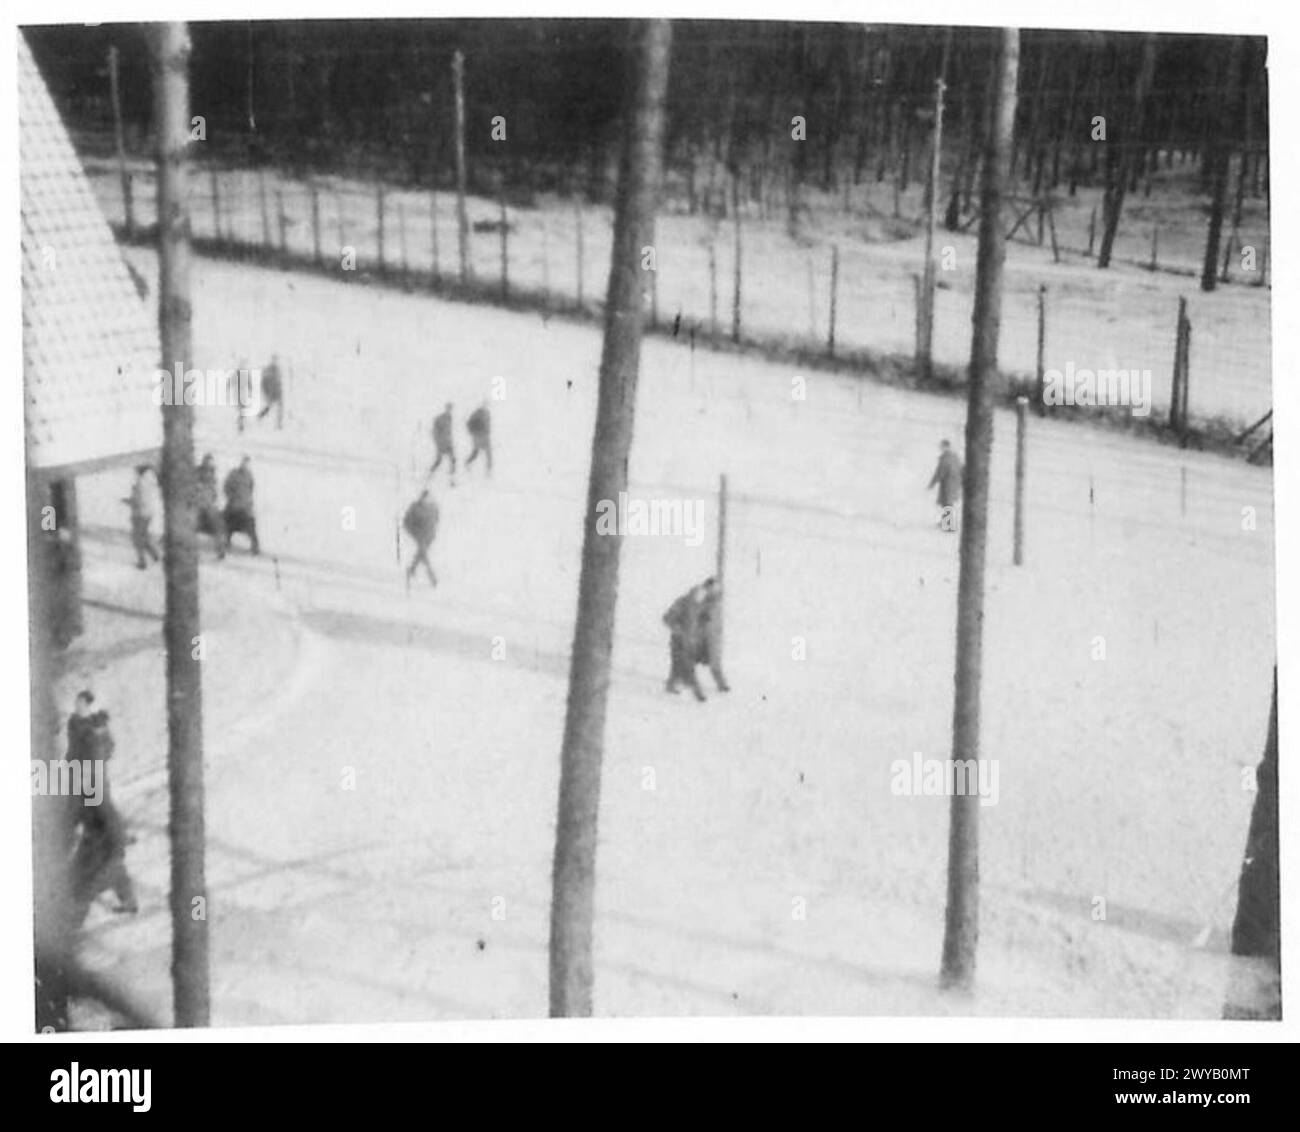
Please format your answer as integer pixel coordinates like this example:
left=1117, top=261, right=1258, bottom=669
left=376, top=183, right=386, bottom=275
left=1171, top=296, right=1188, bottom=436
left=806, top=252, right=817, bottom=340
left=575, top=199, right=584, bottom=312
left=1014, top=395, right=1028, bottom=565
left=731, top=173, right=742, bottom=343
left=276, top=188, right=287, bottom=258
left=650, top=254, right=658, bottom=328
left=259, top=168, right=271, bottom=250
left=310, top=181, right=321, bottom=266
left=430, top=192, right=440, bottom=284
left=210, top=167, right=221, bottom=242
left=913, top=274, right=925, bottom=368
left=1149, top=225, right=1158, bottom=272
left=499, top=194, right=509, bottom=300
left=1087, top=204, right=1097, bottom=256
left=398, top=199, right=408, bottom=281
left=1035, top=284, right=1047, bottom=415
left=828, top=245, right=839, bottom=357
left=708, top=238, right=718, bottom=341
left=541, top=214, right=551, bottom=307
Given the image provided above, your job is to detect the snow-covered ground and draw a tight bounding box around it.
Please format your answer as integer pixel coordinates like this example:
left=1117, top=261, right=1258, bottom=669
left=68, top=247, right=1275, bottom=1023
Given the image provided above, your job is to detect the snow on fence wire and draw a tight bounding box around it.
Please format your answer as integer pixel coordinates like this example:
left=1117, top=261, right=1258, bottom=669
left=87, top=160, right=1272, bottom=434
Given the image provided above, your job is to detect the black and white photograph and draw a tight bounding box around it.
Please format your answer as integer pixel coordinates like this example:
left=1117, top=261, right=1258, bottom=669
left=11, top=1, right=1290, bottom=1053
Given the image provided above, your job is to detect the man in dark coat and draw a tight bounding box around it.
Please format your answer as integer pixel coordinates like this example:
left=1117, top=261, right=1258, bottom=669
left=428, top=402, right=457, bottom=486
left=258, top=355, right=285, bottom=429
left=194, top=453, right=227, bottom=559
left=66, top=697, right=138, bottom=923
left=403, top=489, right=440, bottom=589
left=465, top=402, right=492, bottom=476
left=223, top=456, right=260, bottom=555
left=928, top=439, right=964, bottom=532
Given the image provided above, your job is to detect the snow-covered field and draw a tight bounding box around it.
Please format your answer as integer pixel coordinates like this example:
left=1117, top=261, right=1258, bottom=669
left=69, top=247, right=1275, bottom=1023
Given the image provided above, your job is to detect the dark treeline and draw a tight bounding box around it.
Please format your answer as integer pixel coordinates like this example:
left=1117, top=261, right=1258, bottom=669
left=26, top=20, right=1268, bottom=211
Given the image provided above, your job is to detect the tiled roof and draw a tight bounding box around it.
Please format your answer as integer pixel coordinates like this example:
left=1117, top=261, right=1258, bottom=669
left=21, top=31, right=161, bottom=473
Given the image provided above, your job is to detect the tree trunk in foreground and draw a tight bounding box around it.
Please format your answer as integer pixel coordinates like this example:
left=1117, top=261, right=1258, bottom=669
left=152, top=20, right=210, bottom=1027
left=940, top=26, right=1018, bottom=994
left=549, top=19, right=673, bottom=1019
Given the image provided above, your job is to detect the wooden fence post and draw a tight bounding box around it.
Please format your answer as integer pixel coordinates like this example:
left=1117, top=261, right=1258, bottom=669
left=310, top=181, right=321, bottom=266
left=499, top=195, right=509, bottom=300
left=575, top=199, right=584, bottom=311
left=828, top=245, right=839, bottom=357
left=731, top=173, right=742, bottom=343
left=430, top=191, right=440, bottom=283
left=1014, top=396, right=1027, bottom=565
left=1035, top=284, right=1047, bottom=414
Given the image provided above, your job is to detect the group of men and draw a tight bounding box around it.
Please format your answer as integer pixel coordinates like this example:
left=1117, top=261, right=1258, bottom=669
left=124, top=454, right=261, bottom=568
left=400, top=401, right=492, bottom=587
left=427, top=401, right=492, bottom=488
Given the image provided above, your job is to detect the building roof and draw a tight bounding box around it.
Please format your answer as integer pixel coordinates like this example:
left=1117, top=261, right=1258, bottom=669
left=21, top=31, right=161, bottom=474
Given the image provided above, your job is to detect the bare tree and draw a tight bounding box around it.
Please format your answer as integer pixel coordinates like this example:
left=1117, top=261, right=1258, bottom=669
left=940, top=26, right=1019, bottom=993
left=1097, top=36, right=1157, bottom=270
left=151, top=21, right=210, bottom=1027
left=548, top=19, right=673, bottom=1018
left=1201, top=37, right=1245, bottom=292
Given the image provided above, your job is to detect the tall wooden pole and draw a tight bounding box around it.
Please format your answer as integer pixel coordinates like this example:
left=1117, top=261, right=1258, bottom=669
left=108, top=45, right=135, bottom=239
left=940, top=26, right=1019, bottom=994
left=452, top=50, right=470, bottom=284
left=151, top=20, right=210, bottom=1027
left=549, top=19, right=672, bottom=1018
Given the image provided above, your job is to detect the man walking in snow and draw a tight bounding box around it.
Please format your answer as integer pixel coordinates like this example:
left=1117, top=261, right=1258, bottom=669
left=258, top=354, right=285, bottom=430
left=928, top=439, right=964, bottom=532
left=465, top=402, right=492, bottom=476
left=428, top=402, right=457, bottom=486
left=66, top=696, right=138, bottom=923
left=403, top=488, right=440, bottom=589
left=123, top=465, right=160, bottom=570
left=223, top=456, right=260, bottom=555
